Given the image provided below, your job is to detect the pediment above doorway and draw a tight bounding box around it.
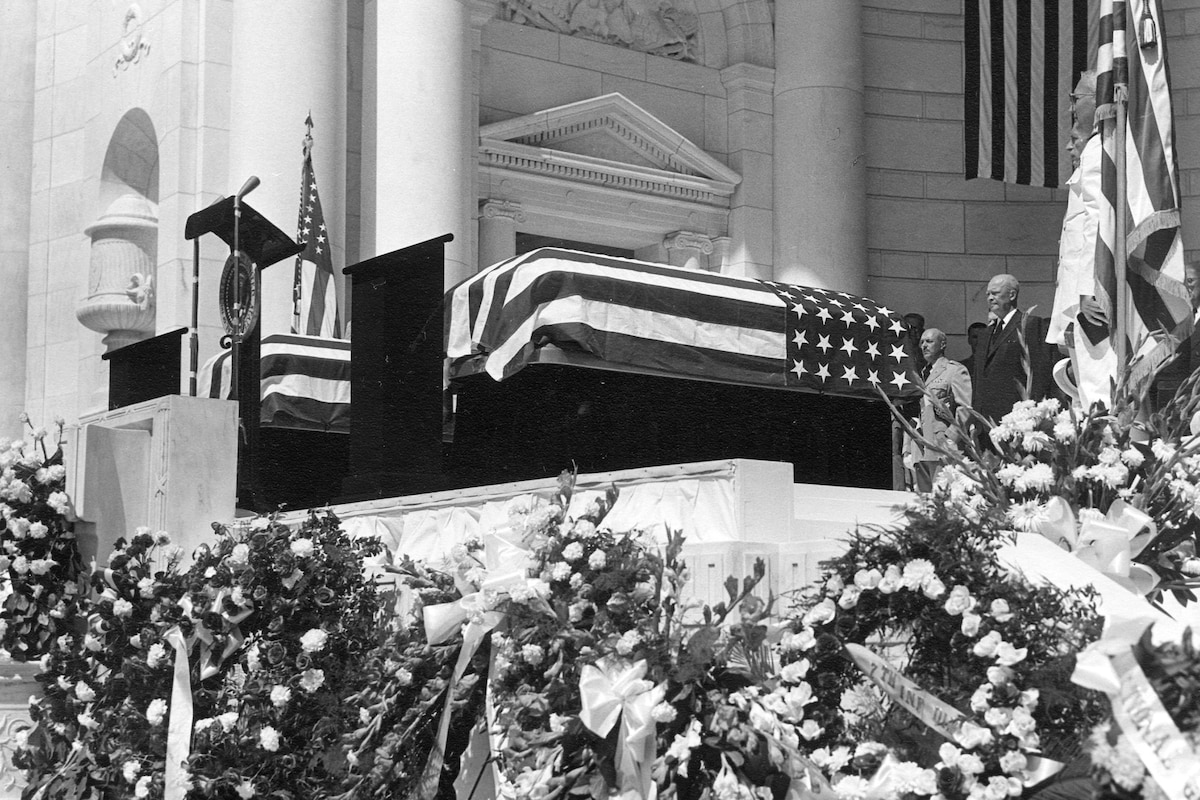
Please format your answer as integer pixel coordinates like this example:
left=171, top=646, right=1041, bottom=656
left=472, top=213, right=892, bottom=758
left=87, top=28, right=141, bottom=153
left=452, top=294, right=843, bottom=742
left=479, top=93, right=739, bottom=206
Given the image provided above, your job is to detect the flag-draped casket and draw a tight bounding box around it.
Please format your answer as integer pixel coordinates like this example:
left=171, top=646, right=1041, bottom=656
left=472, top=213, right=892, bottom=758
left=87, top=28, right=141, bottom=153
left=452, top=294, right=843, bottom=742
left=444, top=249, right=920, bottom=489
left=445, top=248, right=920, bottom=398
left=198, top=333, right=350, bottom=434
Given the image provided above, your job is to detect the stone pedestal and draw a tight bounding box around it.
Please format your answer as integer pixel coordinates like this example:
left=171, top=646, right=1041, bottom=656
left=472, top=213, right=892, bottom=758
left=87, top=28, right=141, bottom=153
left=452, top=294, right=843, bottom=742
left=0, top=663, right=35, bottom=799
left=65, top=395, right=238, bottom=566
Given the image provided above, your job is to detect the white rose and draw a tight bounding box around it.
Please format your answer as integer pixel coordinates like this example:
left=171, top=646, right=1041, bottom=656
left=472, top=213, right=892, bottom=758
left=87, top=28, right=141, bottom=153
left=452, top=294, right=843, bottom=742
left=972, top=631, right=1003, bottom=658
left=299, top=668, right=325, bottom=693
left=258, top=725, right=280, bottom=751
left=989, top=599, right=1014, bottom=622
left=994, top=642, right=1028, bottom=666
left=803, top=599, right=837, bottom=627
left=146, top=698, right=168, bottom=726
left=228, top=543, right=251, bottom=565
left=289, top=538, right=315, bottom=558
left=270, top=685, right=292, bottom=708
left=299, top=628, right=328, bottom=653
left=146, top=643, right=167, bottom=668
left=853, top=568, right=882, bottom=590
left=837, top=586, right=861, bottom=609
left=944, top=585, right=975, bottom=616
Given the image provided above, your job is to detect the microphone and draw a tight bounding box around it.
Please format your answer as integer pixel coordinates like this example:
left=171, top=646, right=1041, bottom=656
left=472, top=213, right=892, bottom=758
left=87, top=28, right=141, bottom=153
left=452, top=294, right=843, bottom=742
left=236, top=175, right=260, bottom=201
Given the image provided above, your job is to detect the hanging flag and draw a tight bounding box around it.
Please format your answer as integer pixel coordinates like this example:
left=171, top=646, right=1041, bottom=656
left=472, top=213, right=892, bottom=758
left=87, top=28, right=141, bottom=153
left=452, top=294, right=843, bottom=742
left=965, top=0, right=1098, bottom=187
left=292, top=115, right=341, bottom=338
left=1093, top=0, right=1192, bottom=385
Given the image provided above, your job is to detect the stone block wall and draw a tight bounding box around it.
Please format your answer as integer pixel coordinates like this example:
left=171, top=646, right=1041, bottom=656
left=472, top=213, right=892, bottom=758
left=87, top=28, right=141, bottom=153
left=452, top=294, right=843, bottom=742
left=863, top=0, right=1200, bottom=361
left=861, top=0, right=1064, bottom=361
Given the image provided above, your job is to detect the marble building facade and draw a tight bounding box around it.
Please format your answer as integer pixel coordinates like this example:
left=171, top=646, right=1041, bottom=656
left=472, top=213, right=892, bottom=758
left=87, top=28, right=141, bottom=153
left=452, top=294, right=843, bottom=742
left=4, top=0, right=1200, bottom=436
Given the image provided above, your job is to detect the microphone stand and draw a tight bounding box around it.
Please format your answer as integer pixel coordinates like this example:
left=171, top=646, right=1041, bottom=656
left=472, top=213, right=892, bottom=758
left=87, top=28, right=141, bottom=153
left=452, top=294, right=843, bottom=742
left=230, top=176, right=260, bottom=403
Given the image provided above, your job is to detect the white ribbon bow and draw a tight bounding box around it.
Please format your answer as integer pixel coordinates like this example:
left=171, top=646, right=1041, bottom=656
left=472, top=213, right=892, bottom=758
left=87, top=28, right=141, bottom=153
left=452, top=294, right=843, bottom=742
left=579, top=657, right=666, bottom=800
left=1036, top=497, right=1160, bottom=595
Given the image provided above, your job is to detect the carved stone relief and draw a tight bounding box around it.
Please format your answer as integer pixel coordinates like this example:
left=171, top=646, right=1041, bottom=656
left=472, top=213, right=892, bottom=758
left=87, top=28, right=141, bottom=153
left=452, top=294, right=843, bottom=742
left=114, top=3, right=151, bottom=75
left=500, top=0, right=699, bottom=62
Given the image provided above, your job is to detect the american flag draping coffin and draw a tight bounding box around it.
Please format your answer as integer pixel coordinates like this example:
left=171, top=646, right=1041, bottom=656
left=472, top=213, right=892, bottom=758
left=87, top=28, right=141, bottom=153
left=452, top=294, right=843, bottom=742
left=445, top=249, right=921, bottom=399
left=197, top=333, right=350, bottom=433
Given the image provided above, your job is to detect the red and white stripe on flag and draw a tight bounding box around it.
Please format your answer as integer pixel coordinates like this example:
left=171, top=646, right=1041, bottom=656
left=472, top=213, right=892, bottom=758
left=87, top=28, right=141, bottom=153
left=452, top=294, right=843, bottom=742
left=965, top=0, right=1098, bottom=188
left=1094, top=0, right=1192, bottom=383
left=293, top=154, right=341, bottom=339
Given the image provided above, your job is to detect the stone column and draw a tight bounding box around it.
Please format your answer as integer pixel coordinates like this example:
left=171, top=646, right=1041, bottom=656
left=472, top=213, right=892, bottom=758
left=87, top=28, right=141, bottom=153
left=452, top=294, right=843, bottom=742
left=230, top=1, right=347, bottom=336
left=0, top=3, right=35, bottom=438
left=773, top=0, right=867, bottom=295
left=478, top=200, right=524, bottom=269
left=370, top=1, right=475, bottom=289
left=720, top=64, right=775, bottom=280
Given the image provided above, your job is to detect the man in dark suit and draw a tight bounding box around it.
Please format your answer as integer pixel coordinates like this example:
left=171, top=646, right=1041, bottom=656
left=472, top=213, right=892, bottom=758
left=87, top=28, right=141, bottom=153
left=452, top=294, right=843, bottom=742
left=959, top=321, right=988, bottom=377
left=972, top=274, right=1060, bottom=428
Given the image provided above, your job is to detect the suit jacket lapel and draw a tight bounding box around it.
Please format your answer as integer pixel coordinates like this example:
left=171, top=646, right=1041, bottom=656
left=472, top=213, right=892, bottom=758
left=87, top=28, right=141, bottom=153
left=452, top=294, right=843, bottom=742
left=986, top=311, right=1022, bottom=362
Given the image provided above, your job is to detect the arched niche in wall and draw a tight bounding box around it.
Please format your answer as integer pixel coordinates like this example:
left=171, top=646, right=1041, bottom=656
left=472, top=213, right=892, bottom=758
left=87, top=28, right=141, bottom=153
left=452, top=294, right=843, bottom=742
left=77, top=109, right=161, bottom=352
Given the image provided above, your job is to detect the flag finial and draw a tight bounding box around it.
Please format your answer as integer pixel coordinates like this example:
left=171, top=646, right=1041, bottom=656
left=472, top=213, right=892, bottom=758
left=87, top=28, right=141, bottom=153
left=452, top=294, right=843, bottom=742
left=302, top=113, right=314, bottom=159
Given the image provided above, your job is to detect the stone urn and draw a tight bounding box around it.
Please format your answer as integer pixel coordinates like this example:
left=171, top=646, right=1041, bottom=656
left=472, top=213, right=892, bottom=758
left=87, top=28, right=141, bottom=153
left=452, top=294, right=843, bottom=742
left=77, top=193, right=158, bottom=352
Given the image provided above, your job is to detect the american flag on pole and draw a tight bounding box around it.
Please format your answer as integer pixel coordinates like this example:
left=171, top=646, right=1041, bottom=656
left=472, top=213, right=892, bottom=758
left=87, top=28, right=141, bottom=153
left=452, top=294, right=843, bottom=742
left=293, top=116, right=341, bottom=338
left=1093, top=0, right=1192, bottom=383
left=965, top=0, right=1098, bottom=187
left=445, top=249, right=920, bottom=399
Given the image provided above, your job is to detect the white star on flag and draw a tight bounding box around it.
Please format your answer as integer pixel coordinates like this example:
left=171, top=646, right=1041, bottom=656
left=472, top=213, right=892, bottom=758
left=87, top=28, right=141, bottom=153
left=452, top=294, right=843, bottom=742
left=762, top=280, right=919, bottom=399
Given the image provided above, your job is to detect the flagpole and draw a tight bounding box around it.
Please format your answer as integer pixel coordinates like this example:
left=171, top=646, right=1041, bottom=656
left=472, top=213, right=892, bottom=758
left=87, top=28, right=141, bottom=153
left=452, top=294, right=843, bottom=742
left=1113, top=81, right=1129, bottom=376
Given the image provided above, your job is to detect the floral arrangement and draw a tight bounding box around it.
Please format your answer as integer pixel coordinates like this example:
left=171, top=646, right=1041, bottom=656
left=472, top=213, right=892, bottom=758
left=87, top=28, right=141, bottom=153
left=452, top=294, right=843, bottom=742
left=780, top=498, right=1107, bottom=800
left=897, top=392, right=1200, bottom=601
left=343, top=473, right=822, bottom=800
left=17, top=511, right=386, bottom=800
left=0, top=414, right=85, bottom=660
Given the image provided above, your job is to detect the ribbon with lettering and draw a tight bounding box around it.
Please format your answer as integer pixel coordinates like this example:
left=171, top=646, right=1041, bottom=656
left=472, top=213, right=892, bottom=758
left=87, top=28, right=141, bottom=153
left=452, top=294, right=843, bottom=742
left=844, top=643, right=965, bottom=741
left=416, top=528, right=536, bottom=799
left=1035, top=498, right=1159, bottom=595
left=1089, top=647, right=1200, bottom=800
left=578, top=656, right=666, bottom=800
